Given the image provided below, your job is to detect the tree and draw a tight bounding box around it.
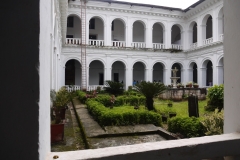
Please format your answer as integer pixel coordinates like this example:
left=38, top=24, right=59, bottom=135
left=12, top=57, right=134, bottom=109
left=134, top=81, right=166, bottom=110
left=104, top=80, right=124, bottom=96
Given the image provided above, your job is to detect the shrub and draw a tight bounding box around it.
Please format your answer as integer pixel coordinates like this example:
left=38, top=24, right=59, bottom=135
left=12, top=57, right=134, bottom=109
left=201, top=109, right=223, bottom=136
left=115, top=95, right=145, bottom=106
left=168, top=117, right=205, bottom=138
left=85, top=99, right=161, bottom=127
left=77, top=90, right=87, bottom=104
left=93, top=94, right=112, bottom=107
left=205, top=84, right=224, bottom=111
left=104, top=80, right=124, bottom=96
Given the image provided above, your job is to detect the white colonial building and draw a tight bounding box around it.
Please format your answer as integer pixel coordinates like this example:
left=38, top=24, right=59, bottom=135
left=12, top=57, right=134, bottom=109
left=51, top=0, right=224, bottom=91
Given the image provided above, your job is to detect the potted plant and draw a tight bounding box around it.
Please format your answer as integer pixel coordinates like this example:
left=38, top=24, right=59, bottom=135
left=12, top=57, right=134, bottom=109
left=176, top=83, right=181, bottom=88
left=51, top=87, right=71, bottom=143
left=193, top=82, right=199, bottom=88
left=186, top=81, right=193, bottom=88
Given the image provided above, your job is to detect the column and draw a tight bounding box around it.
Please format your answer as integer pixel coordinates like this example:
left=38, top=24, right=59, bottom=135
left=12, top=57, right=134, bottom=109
left=165, top=29, right=171, bottom=49
left=198, top=25, right=205, bottom=46
left=212, top=65, right=216, bottom=86
left=126, top=68, right=133, bottom=88
left=216, top=65, right=224, bottom=85
left=164, top=68, right=171, bottom=85
left=188, top=68, right=193, bottom=83
left=86, top=21, right=89, bottom=45
left=105, top=67, right=111, bottom=81
left=145, top=26, right=152, bottom=48
left=212, top=13, right=218, bottom=42
left=188, top=30, right=193, bottom=49
left=87, top=67, right=89, bottom=89
left=181, top=31, right=185, bottom=50
left=199, top=67, right=207, bottom=87
left=126, top=21, right=132, bottom=47
left=180, top=68, right=185, bottom=83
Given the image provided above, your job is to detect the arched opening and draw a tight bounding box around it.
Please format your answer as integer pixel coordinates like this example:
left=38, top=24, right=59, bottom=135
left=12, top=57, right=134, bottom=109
left=189, top=62, right=198, bottom=83
left=65, top=59, right=81, bottom=85
left=171, top=63, right=181, bottom=83
left=202, top=15, right=213, bottom=44
left=193, top=23, right=197, bottom=43
left=171, top=25, right=181, bottom=45
left=152, top=23, right=164, bottom=49
left=189, top=21, right=198, bottom=49
left=111, top=19, right=126, bottom=47
left=133, top=62, right=145, bottom=84
left=132, top=21, right=145, bottom=48
left=111, top=61, right=126, bottom=85
left=206, top=61, right=213, bottom=86
left=153, top=62, right=164, bottom=83
left=217, top=57, right=224, bottom=84
left=89, top=17, right=104, bottom=46
left=218, top=7, right=224, bottom=40
left=89, top=60, right=104, bottom=85
left=66, top=15, right=82, bottom=45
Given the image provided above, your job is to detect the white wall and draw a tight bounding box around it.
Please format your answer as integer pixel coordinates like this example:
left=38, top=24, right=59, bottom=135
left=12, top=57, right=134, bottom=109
left=224, top=0, right=240, bottom=134
left=39, top=0, right=52, bottom=159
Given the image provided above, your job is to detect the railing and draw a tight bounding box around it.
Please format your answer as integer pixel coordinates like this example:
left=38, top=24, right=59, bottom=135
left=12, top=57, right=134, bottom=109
left=131, top=42, right=146, bottom=48
left=171, top=44, right=183, bottom=50
left=87, top=85, right=105, bottom=91
left=203, top=37, right=213, bottom=45
left=89, top=39, right=104, bottom=46
left=190, top=42, right=198, bottom=49
left=48, top=133, right=240, bottom=160
left=153, top=43, right=165, bottom=49
left=65, top=38, right=81, bottom=45
left=219, top=34, right=224, bottom=41
left=112, top=41, right=126, bottom=47
left=65, top=85, right=81, bottom=92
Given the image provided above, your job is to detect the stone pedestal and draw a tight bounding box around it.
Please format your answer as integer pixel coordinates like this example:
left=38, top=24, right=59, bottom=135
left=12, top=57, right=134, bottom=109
left=170, top=77, right=180, bottom=88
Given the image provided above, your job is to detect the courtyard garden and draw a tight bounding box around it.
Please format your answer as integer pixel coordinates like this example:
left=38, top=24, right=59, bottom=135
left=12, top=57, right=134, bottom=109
left=76, top=81, right=224, bottom=139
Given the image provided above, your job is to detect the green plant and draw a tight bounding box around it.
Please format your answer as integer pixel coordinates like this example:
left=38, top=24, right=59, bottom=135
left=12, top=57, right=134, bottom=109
left=86, top=99, right=162, bottom=127
left=201, top=109, right=223, bottom=136
left=104, top=80, right=124, bottom=96
left=134, top=81, right=166, bottom=110
left=168, top=116, right=205, bottom=138
left=77, top=90, right=87, bottom=104
left=205, top=84, right=224, bottom=111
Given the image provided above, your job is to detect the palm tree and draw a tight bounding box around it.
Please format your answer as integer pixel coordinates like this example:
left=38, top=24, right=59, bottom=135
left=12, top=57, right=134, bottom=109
left=134, top=81, right=166, bottom=110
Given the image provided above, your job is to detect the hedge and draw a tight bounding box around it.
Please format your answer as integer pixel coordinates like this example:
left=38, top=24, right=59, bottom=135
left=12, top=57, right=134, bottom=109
left=86, top=99, right=161, bottom=127
left=168, top=116, right=205, bottom=138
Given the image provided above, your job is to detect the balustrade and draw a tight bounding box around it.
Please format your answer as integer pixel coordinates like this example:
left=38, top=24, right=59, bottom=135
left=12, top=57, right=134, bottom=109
left=203, top=37, right=213, bottom=45
left=153, top=43, right=165, bottom=49
left=65, top=85, right=81, bottom=92
left=65, top=38, right=81, bottom=45
left=190, top=42, right=198, bottom=49
left=112, top=41, right=126, bottom=47
left=89, top=39, right=104, bottom=46
left=131, top=42, right=146, bottom=48
left=171, top=44, right=183, bottom=50
left=87, top=85, right=105, bottom=91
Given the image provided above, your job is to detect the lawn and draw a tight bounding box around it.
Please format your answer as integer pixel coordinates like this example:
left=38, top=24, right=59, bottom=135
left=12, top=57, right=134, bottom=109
left=154, top=98, right=211, bottom=118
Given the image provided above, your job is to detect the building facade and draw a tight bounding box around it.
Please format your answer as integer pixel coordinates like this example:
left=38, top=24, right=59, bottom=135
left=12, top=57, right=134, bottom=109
left=52, top=0, right=224, bottom=91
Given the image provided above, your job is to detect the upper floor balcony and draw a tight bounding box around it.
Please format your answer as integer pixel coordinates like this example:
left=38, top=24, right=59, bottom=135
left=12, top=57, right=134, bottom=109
left=65, top=6, right=224, bottom=52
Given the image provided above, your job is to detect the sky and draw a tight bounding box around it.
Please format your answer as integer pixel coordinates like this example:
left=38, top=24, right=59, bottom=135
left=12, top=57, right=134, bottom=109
left=115, top=0, right=199, bottom=9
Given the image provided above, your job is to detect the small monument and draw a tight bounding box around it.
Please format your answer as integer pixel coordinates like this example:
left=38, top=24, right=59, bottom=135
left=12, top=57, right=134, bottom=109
left=170, top=67, right=180, bottom=88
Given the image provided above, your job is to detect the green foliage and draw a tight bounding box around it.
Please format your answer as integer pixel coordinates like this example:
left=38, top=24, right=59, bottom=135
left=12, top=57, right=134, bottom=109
left=205, top=84, right=224, bottom=111
left=134, top=81, right=166, bottom=110
left=201, top=109, right=224, bottom=136
left=93, top=94, right=112, bottom=107
left=168, top=117, right=205, bottom=138
left=85, top=99, right=162, bottom=127
left=104, top=80, right=124, bottom=96
left=77, top=90, right=87, bottom=104
left=115, top=95, right=146, bottom=106
left=53, top=87, right=71, bottom=109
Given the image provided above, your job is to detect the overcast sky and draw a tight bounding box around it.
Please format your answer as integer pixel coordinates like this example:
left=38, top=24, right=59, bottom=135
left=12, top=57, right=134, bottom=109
left=115, top=0, right=199, bottom=9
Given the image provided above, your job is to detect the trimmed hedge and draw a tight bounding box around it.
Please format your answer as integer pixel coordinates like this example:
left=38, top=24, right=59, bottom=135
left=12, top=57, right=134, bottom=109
left=86, top=99, right=161, bottom=126
left=115, top=95, right=145, bottom=106
left=168, top=117, right=205, bottom=138
left=77, top=90, right=87, bottom=104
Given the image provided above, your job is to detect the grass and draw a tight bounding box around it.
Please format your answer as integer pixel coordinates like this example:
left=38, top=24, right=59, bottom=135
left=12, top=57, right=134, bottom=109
left=154, top=98, right=211, bottom=118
